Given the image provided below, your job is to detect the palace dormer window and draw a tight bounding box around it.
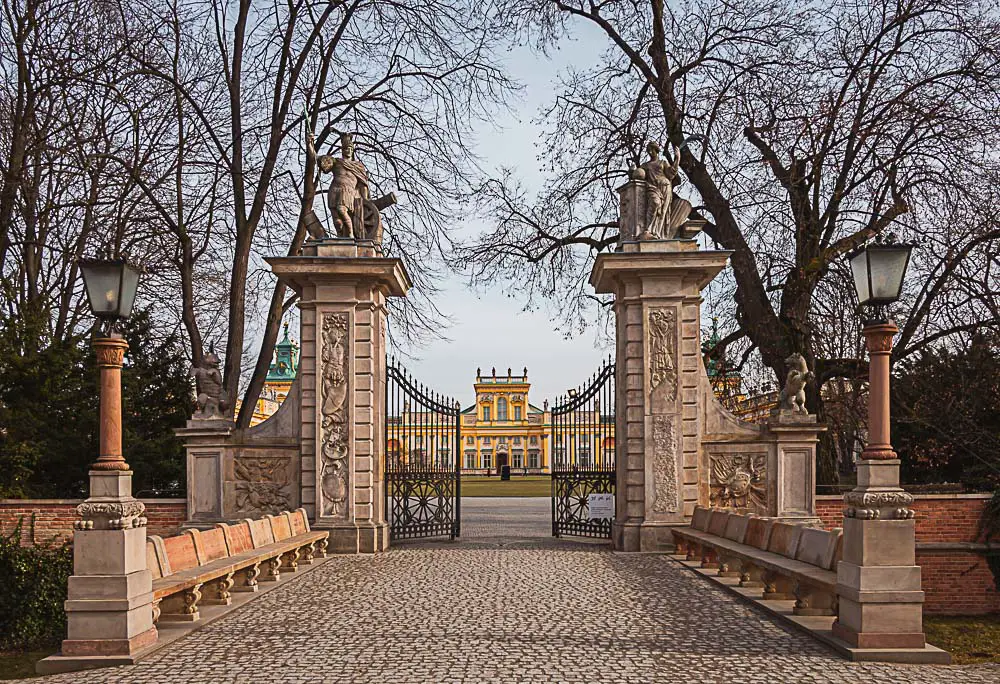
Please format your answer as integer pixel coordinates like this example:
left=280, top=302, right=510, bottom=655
left=514, top=405, right=522, bottom=420
left=497, top=397, right=508, bottom=420
left=483, top=405, right=491, bottom=421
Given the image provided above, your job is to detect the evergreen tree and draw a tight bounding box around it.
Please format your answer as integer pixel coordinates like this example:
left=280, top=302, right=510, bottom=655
left=893, top=334, right=1000, bottom=490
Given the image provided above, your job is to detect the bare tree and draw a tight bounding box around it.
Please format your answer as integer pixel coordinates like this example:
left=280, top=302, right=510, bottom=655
left=458, top=0, right=1000, bottom=482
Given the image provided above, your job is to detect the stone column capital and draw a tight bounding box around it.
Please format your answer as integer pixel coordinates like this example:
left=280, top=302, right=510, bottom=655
left=862, top=320, right=898, bottom=355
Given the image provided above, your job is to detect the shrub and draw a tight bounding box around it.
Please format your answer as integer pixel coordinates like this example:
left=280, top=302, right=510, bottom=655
left=0, top=517, right=73, bottom=650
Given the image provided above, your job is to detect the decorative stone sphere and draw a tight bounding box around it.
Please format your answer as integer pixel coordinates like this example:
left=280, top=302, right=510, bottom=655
left=630, top=166, right=646, bottom=180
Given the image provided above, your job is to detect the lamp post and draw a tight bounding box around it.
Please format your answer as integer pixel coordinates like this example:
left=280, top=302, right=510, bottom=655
left=45, top=256, right=158, bottom=670
left=831, top=236, right=931, bottom=654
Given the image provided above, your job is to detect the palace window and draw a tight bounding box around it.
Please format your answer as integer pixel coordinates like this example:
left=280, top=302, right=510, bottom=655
left=498, top=436, right=507, bottom=444
left=482, top=451, right=493, bottom=469
left=512, top=452, right=523, bottom=468
left=497, top=397, right=508, bottom=420
left=528, top=451, right=539, bottom=469
left=513, top=436, right=521, bottom=445
left=483, top=436, right=491, bottom=446
left=464, top=452, right=476, bottom=469
left=530, top=435, right=538, bottom=445
left=467, top=436, right=474, bottom=445
left=483, top=405, right=491, bottom=421
left=514, top=405, right=522, bottom=421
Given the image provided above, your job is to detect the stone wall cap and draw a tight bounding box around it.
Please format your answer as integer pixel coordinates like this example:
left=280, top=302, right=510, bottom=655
left=816, top=492, right=992, bottom=501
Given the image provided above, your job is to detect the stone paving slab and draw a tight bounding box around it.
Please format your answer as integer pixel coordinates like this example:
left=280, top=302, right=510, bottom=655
left=23, top=498, right=999, bottom=683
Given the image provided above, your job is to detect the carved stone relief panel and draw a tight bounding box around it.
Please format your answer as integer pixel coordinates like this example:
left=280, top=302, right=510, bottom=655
left=651, top=416, right=679, bottom=514
left=710, top=452, right=767, bottom=513
left=234, top=455, right=292, bottom=515
left=648, top=307, right=677, bottom=410
left=319, top=312, right=350, bottom=520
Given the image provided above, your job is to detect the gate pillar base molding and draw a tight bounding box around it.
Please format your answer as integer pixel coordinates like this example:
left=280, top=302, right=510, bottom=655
left=318, top=522, right=389, bottom=554
left=592, top=246, right=732, bottom=551
left=267, top=251, right=411, bottom=554
left=613, top=520, right=682, bottom=552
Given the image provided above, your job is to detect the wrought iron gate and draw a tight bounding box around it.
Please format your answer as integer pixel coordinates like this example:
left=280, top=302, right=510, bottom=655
left=551, top=358, right=616, bottom=538
left=385, top=360, right=461, bottom=540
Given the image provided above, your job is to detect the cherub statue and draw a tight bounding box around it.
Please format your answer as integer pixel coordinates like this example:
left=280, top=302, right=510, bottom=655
left=190, top=345, right=231, bottom=419
left=631, top=141, right=682, bottom=239
left=778, top=353, right=814, bottom=414
left=306, top=131, right=397, bottom=243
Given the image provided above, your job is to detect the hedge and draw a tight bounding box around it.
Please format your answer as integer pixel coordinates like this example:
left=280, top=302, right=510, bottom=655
left=0, top=516, right=72, bottom=650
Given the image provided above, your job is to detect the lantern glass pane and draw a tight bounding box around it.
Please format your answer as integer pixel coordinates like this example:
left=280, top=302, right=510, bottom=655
left=118, top=264, right=141, bottom=319
left=869, top=247, right=911, bottom=302
left=849, top=250, right=870, bottom=304
left=80, top=262, right=122, bottom=316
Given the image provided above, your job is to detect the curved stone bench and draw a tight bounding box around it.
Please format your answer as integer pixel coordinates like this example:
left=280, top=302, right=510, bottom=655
left=146, top=509, right=328, bottom=622
left=673, top=506, right=842, bottom=616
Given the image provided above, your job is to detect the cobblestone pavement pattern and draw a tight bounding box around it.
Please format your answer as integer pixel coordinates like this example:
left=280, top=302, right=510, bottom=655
left=26, top=498, right=999, bottom=683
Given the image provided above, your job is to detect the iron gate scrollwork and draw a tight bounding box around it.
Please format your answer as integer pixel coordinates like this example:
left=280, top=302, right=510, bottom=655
left=551, top=358, right=615, bottom=539
left=386, top=359, right=461, bottom=540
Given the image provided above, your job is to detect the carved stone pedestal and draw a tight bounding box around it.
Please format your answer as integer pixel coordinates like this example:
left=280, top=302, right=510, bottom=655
left=177, top=419, right=233, bottom=525
left=591, top=241, right=731, bottom=552
left=268, top=239, right=410, bottom=553
left=38, top=472, right=157, bottom=673
left=833, top=460, right=925, bottom=648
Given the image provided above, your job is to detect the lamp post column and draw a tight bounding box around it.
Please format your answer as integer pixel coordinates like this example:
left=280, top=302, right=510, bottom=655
left=45, top=335, right=158, bottom=672
left=832, top=319, right=927, bottom=651
left=92, top=336, right=130, bottom=471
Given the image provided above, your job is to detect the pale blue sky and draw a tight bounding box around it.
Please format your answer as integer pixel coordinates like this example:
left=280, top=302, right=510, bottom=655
left=388, top=29, right=618, bottom=408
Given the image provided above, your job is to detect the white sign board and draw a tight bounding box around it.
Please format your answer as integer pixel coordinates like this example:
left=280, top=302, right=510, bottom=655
left=588, top=493, right=614, bottom=519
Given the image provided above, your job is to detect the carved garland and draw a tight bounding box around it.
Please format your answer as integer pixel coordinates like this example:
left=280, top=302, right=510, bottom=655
left=843, top=489, right=915, bottom=520
left=75, top=500, right=147, bottom=530
left=651, top=416, right=679, bottom=514
left=319, top=313, right=350, bottom=519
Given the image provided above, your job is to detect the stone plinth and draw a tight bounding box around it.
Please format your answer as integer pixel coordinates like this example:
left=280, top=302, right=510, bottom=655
left=591, top=242, right=731, bottom=551
left=767, top=412, right=825, bottom=522
left=267, top=239, right=410, bottom=553
left=177, top=419, right=233, bottom=525
left=47, top=471, right=157, bottom=669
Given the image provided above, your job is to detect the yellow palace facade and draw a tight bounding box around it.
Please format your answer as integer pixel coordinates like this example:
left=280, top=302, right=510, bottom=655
left=387, top=367, right=616, bottom=475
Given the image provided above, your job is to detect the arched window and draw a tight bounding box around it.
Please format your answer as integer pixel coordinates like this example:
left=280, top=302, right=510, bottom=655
left=497, top=397, right=508, bottom=421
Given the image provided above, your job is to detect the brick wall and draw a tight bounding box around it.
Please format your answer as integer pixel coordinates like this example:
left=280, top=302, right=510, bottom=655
left=0, top=499, right=187, bottom=547
left=816, top=493, right=998, bottom=615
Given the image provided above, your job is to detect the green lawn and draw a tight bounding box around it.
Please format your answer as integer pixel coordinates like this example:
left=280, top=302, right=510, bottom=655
left=925, top=614, right=1000, bottom=664
left=0, top=651, right=52, bottom=680
left=461, top=475, right=550, bottom=497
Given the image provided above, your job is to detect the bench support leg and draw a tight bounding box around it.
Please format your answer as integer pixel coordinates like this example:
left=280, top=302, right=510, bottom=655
left=794, top=582, right=838, bottom=616
left=717, top=555, right=741, bottom=578
left=762, top=571, right=796, bottom=601
left=159, top=583, right=202, bottom=622
left=300, top=543, right=316, bottom=565
left=674, top=538, right=688, bottom=557
left=700, top=548, right=719, bottom=569
left=685, top=542, right=699, bottom=562
left=233, top=561, right=260, bottom=593
left=282, top=548, right=300, bottom=573
left=263, top=556, right=281, bottom=582
left=739, top=562, right=764, bottom=589
left=315, top=538, right=329, bottom=558
left=204, top=571, right=234, bottom=606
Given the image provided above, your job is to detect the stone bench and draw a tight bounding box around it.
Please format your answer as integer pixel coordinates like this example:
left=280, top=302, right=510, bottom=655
left=146, top=509, right=328, bottom=623
left=673, top=507, right=842, bottom=616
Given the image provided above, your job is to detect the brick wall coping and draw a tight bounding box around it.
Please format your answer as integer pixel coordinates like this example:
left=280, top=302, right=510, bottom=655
left=0, top=498, right=185, bottom=505
left=816, top=493, right=992, bottom=501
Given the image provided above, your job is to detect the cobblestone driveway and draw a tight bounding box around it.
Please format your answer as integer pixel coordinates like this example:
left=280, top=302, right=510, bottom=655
left=29, top=498, right=1000, bottom=683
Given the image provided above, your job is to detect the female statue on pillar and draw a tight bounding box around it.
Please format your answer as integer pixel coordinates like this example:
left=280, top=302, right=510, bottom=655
left=308, top=132, right=371, bottom=239
left=631, top=141, right=682, bottom=239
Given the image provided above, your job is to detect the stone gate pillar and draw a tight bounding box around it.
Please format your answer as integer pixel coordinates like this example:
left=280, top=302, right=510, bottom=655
left=268, top=241, right=410, bottom=553
left=591, top=238, right=730, bottom=552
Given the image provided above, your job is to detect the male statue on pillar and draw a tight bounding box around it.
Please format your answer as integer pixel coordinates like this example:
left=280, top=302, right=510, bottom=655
left=306, top=132, right=397, bottom=243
